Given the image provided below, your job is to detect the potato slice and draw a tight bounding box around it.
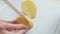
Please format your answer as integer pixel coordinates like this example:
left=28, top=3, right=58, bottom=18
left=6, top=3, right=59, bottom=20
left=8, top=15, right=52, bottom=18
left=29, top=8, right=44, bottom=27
left=16, top=16, right=33, bottom=29
left=21, top=0, right=36, bottom=19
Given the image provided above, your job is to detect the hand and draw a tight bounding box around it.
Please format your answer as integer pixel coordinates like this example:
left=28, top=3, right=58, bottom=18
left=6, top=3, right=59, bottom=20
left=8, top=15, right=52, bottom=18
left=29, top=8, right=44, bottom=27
left=0, top=20, right=28, bottom=34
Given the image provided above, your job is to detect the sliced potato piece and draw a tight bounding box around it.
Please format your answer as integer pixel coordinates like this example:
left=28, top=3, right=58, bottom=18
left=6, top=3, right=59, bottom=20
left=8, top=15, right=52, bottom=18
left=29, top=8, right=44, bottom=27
left=21, top=1, right=36, bottom=19
left=16, top=16, right=33, bottom=29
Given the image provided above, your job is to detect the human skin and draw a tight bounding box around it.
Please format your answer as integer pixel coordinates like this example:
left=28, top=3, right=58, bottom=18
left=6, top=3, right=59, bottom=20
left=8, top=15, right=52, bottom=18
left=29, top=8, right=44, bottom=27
left=0, top=20, right=28, bottom=34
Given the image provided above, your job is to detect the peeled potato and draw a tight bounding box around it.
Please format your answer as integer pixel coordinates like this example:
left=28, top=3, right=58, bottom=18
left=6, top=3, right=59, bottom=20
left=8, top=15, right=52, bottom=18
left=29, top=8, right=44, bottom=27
left=16, top=16, right=33, bottom=29
left=21, top=0, right=36, bottom=19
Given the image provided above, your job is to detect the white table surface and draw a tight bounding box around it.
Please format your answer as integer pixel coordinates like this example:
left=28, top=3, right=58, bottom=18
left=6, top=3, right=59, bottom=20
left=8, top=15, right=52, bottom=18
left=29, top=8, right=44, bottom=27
left=0, top=0, right=60, bottom=34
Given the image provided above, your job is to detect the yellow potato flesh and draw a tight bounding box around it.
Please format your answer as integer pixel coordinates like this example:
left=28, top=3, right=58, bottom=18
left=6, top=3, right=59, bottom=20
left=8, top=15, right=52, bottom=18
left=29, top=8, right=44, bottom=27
left=21, top=1, right=36, bottom=19
left=16, top=16, right=33, bottom=29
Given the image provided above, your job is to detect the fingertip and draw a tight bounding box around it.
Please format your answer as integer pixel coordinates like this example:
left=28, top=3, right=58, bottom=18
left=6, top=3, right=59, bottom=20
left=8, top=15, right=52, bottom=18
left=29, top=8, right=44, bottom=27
left=16, top=24, right=29, bottom=30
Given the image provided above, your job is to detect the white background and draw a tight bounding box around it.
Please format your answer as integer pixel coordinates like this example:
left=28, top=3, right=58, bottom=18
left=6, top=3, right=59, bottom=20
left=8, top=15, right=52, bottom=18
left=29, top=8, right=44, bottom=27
left=0, top=0, right=60, bottom=34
